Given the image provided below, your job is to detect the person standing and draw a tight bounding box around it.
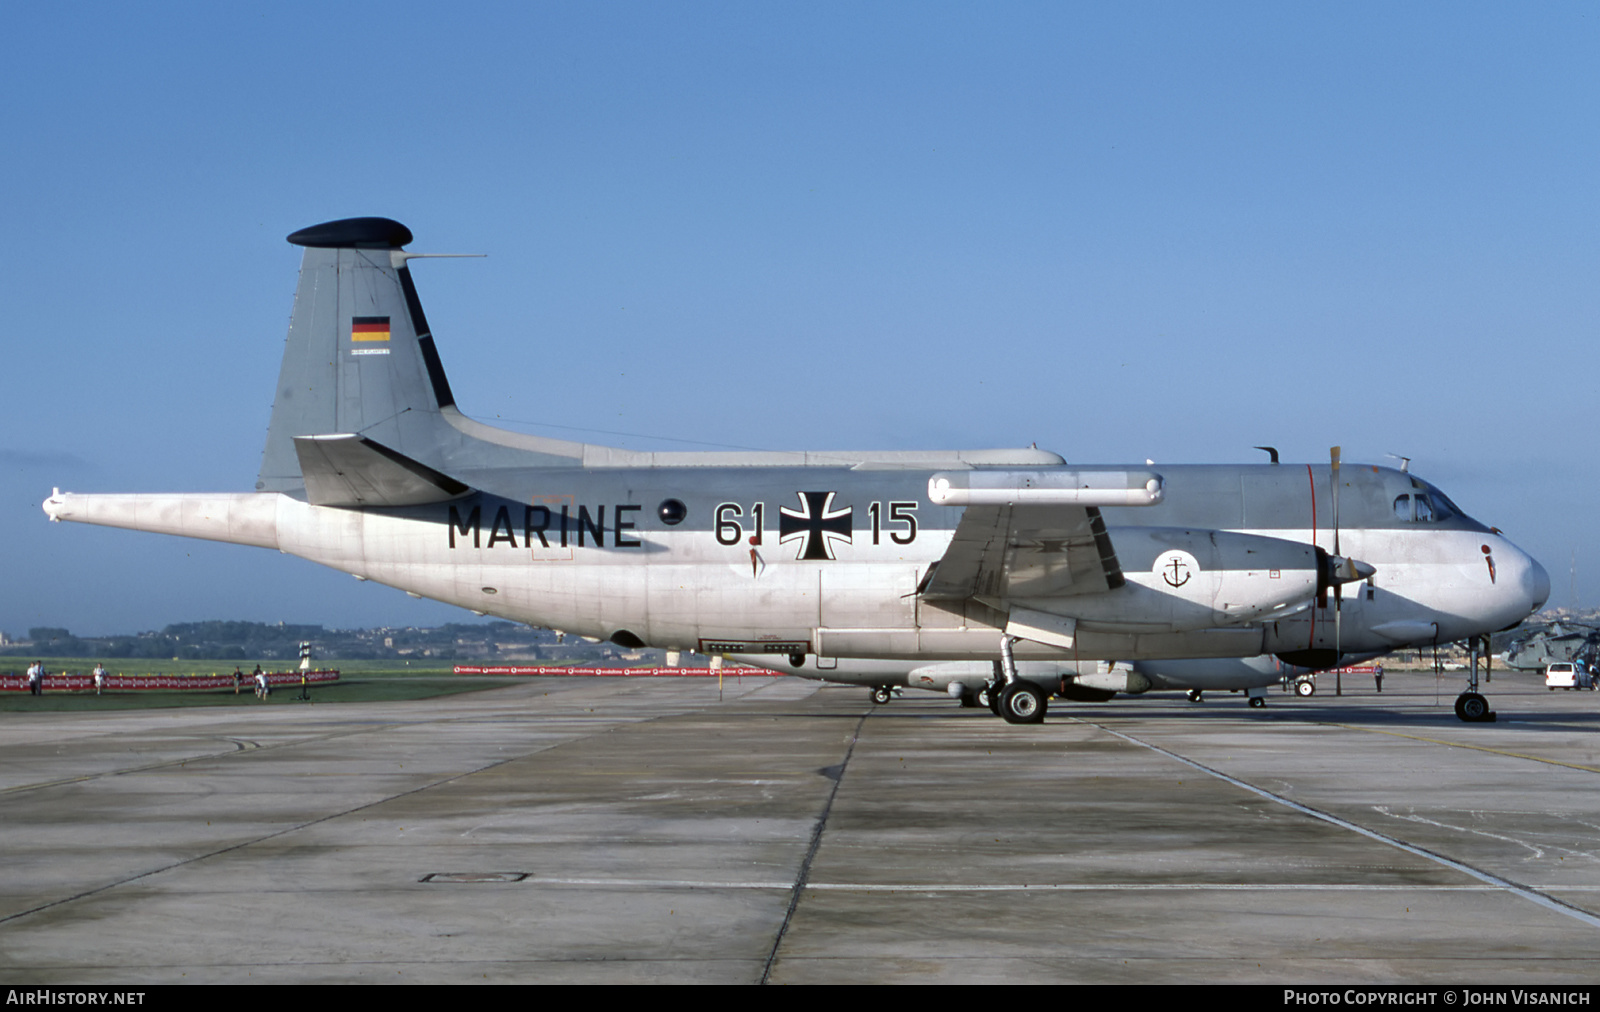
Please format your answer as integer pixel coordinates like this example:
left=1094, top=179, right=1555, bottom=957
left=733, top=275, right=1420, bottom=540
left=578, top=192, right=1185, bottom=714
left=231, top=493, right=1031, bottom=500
left=27, top=661, right=42, bottom=696
left=93, top=662, right=106, bottom=696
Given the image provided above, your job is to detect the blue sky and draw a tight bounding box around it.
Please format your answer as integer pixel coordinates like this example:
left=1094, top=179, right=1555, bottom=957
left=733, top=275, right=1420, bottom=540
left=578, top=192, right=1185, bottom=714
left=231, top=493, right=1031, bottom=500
left=4, top=3, right=1597, bottom=636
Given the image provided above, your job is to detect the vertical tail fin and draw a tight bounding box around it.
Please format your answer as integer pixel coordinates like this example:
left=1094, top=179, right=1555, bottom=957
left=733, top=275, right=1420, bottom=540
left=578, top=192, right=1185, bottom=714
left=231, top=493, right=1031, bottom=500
left=257, top=217, right=459, bottom=493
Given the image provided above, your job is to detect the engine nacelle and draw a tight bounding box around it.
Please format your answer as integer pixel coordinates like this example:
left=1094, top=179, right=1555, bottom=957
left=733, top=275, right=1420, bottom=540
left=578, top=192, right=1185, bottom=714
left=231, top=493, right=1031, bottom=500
left=1012, top=527, right=1320, bottom=634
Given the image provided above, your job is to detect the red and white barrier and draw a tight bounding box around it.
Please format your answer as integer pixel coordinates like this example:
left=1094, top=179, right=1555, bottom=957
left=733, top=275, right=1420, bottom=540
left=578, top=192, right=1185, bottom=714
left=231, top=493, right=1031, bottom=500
left=451, top=665, right=779, bottom=677
left=0, top=669, right=341, bottom=692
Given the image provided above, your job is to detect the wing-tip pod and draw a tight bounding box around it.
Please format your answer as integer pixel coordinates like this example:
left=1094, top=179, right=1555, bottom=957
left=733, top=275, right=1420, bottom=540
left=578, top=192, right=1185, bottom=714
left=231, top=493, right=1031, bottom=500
left=928, top=469, right=1164, bottom=507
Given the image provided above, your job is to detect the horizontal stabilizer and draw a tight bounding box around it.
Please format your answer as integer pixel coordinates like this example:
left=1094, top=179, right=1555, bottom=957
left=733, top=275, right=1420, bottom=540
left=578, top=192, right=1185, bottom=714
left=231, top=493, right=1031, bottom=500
left=294, top=434, right=472, bottom=507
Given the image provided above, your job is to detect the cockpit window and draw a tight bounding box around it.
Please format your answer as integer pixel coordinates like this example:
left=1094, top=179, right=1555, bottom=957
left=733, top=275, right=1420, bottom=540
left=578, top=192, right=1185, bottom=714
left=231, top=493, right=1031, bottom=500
left=1429, top=488, right=1464, bottom=520
left=1394, top=479, right=1487, bottom=531
left=1394, top=489, right=1457, bottom=524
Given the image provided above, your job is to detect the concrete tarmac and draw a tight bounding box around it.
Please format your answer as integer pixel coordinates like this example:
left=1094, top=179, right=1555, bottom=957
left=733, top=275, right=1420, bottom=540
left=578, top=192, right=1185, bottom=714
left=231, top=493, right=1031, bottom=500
left=3, top=674, right=1600, bottom=984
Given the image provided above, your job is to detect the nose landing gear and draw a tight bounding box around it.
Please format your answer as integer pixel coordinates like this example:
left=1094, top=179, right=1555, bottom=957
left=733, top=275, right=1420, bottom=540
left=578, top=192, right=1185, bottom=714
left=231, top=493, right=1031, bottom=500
left=1454, top=692, right=1490, bottom=722
left=1454, top=633, right=1497, bottom=723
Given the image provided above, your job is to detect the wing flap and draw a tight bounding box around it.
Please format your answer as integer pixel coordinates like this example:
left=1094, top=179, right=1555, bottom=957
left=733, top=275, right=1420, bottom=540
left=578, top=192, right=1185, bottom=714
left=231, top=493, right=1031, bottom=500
left=920, top=503, right=1124, bottom=602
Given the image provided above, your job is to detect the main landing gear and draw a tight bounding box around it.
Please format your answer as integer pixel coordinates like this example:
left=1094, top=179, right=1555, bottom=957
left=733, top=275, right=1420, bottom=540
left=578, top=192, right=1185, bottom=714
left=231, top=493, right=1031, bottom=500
left=870, top=685, right=895, bottom=705
left=1000, top=681, right=1047, bottom=724
left=984, top=637, right=1048, bottom=725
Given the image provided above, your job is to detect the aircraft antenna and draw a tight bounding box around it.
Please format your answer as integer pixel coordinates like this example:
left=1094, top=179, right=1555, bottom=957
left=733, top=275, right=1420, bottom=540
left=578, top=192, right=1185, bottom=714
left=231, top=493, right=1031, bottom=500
left=1253, top=446, right=1279, bottom=464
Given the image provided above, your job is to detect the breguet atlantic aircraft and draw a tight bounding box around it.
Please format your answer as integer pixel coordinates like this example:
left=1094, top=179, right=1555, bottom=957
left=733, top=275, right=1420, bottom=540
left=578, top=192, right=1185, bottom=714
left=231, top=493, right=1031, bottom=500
left=43, top=218, right=1550, bottom=724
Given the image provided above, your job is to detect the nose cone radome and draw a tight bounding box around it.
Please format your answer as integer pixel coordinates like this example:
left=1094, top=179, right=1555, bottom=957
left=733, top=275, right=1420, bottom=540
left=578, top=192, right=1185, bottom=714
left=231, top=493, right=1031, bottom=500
left=1526, top=554, right=1551, bottom=613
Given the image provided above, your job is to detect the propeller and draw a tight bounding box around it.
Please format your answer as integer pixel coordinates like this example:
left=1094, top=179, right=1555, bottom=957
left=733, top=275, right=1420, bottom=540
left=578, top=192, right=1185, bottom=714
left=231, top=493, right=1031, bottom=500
left=1308, top=445, right=1375, bottom=683
left=1332, top=446, right=1342, bottom=695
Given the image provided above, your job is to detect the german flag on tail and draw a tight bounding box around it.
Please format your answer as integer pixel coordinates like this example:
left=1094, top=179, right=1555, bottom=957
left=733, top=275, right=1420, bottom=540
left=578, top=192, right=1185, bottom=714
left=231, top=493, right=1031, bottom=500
left=350, top=316, right=391, bottom=342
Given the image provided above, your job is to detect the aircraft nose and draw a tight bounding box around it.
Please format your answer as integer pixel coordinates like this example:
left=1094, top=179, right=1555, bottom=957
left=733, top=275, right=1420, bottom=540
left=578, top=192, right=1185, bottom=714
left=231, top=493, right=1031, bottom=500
left=1526, top=554, right=1551, bottom=612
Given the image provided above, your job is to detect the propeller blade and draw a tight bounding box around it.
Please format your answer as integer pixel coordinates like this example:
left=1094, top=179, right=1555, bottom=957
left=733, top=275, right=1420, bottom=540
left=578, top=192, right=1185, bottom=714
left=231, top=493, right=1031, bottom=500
left=1330, top=445, right=1342, bottom=558
left=1330, top=446, right=1343, bottom=694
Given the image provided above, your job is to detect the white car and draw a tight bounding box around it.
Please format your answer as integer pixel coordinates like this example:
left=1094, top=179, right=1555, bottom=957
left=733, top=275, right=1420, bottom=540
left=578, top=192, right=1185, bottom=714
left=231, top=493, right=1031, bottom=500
left=1544, top=662, right=1593, bottom=690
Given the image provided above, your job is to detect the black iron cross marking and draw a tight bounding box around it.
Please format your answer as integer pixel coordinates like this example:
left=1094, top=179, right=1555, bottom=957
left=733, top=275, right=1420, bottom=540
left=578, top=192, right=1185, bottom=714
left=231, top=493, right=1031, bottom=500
left=778, top=491, right=853, bottom=561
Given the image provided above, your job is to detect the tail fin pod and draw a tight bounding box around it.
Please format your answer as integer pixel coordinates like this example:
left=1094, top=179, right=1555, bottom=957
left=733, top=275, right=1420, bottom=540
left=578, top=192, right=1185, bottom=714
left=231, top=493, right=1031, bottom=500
left=257, top=217, right=458, bottom=493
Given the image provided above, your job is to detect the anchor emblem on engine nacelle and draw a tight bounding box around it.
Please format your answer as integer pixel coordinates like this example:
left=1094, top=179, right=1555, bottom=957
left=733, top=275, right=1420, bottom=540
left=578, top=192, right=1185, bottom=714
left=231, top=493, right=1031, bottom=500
left=1154, top=550, right=1198, bottom=588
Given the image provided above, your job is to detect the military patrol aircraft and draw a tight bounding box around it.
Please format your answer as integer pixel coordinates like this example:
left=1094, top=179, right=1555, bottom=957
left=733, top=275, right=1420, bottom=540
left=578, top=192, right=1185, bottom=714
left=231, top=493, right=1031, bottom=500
left=42, top=218, right=1550, bottom=725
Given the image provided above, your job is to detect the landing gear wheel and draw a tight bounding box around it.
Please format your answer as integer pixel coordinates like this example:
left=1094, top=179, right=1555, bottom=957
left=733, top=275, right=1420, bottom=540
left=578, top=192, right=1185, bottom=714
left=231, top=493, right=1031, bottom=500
left=1454, top=692, right=1493, bottom=723
left=1295, top=679, right=1316, bottom=697
left=999, top=682, right=1047, bottom=725
left=1186, top=690, right=1203, bottom=703
left=958, top=692, right=980, bottom=708
left=981, top=685, right=1001, bottom=716
left=1248, top=696, right=1266, bottom=709
left=870, top=686, right=893, bottom=705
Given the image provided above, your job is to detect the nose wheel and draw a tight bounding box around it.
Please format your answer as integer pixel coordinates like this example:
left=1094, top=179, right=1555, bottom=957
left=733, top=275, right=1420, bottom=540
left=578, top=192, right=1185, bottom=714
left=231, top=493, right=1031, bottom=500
left=1454, top=635, right=1497, bottom=723
left=1455, top=692, right=1493, bottom=722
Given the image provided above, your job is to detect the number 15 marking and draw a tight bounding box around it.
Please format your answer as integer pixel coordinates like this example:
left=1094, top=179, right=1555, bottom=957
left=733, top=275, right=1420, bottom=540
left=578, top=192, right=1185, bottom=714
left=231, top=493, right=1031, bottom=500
left=867, top=501, right=918, bottom=545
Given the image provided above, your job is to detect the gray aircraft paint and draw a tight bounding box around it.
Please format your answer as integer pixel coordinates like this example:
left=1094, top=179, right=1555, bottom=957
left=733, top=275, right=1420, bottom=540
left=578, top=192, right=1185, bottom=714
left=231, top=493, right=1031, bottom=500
left=44, top=219, right=1551, bottom=674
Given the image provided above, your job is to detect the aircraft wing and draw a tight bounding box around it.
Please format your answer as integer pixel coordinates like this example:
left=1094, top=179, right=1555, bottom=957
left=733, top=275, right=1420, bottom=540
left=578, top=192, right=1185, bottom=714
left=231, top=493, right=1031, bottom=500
left=919, top=502, right=1124, bottom=602
left=918, top=468, right=1162, bottom=603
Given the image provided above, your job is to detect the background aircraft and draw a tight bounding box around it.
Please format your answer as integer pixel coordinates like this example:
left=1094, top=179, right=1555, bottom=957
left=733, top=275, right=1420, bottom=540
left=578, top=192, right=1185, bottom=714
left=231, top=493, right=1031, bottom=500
left=42, top=219, right=1549, bottom=725
left=1503, top=622, right=1599, bottom=672
left=740, top=652, right=1363, bottom=710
